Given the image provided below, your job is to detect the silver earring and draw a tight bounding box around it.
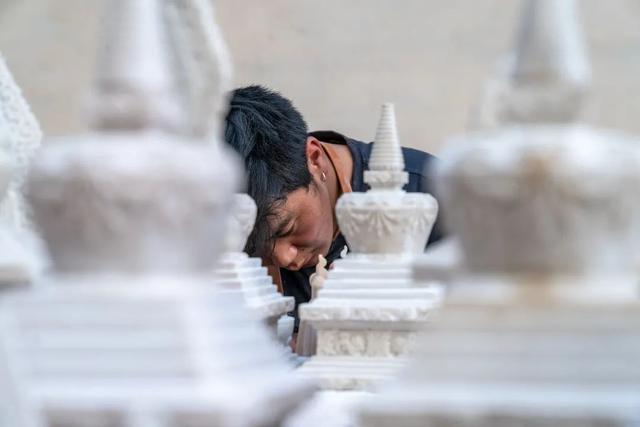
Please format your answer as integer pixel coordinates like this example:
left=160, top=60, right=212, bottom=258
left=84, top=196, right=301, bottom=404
left=321, top=171, right=327, bottom=182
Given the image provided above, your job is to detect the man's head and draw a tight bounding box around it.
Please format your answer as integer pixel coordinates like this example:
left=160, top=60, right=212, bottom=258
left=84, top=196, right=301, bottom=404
left=224, top=86, right=336, bottom=270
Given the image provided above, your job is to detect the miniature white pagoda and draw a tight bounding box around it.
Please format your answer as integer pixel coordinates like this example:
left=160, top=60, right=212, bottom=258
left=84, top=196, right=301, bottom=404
left=0, top=56, right=45, bottom=285
left=359, top=1, right=640, bottom=425
left=213, top=193, right=295, bottom=347
left=0, top=1, right=314, bottom=426
left=296, top=103, right=441, bottom=391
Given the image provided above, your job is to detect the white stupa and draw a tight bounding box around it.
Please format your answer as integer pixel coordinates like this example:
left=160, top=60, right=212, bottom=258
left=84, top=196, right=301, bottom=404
left=0, top=1, right=315, bottom=426
left=213, top=193, right=296, bottom=348
left=296, top=103, right=442, bottom=391
left=359, top=1, right=640, bottom=425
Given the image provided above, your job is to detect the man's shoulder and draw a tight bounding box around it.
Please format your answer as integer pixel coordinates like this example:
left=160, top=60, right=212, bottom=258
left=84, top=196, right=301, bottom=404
left=310, top=129, right=437, bottom=189
left=347, top=136, right=437, bottom=179
left=399, top=145, right=437, bottom=177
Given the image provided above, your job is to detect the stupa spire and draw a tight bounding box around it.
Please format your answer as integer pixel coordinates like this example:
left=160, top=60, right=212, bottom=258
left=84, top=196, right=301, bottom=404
left=364, top=103, right=408, bottom=190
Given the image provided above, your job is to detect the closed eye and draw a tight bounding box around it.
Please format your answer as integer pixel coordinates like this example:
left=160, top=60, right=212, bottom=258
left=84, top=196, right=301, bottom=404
left=276, top=223, right=296, bottom=239
left=270, top=215, right=296, bottom=240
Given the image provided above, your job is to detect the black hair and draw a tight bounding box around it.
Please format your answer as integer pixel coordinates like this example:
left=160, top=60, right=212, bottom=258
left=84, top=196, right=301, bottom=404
left=224, top=85, right=312, bottom=257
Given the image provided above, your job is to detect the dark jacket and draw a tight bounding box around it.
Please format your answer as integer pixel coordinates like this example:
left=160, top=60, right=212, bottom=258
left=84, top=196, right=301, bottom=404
left=281, top=131, right=444, bottom=328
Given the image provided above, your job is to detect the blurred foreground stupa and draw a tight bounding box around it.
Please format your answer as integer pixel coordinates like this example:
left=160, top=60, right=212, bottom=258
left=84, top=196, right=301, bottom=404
left=213, top=193, right=296, bottom=350
left=0, top=1, right=314, bottom=426
left=360, top=1, right=640, bottom=425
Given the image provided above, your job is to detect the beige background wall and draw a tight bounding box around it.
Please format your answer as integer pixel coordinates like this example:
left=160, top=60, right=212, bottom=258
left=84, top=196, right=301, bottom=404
left=1, top=0, right=640, bottom=153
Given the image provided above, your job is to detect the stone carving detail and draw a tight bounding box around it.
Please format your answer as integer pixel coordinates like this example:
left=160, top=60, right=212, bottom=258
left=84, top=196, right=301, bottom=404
left=297, top=103, right=442, bottom=391
left=360, top=2, right=640, bottom=425
left=318, top=330, right=418, bottom=358
left=338, top=193, right=437, bottom=252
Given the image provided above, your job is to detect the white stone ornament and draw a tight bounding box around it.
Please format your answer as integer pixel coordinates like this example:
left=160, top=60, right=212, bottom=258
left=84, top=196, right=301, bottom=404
left=0, top=0, right=315, bottom=426
left=359, top=2, right=640, bottom=425
left=213, top=193, right=295, bottom=346
left=0, top=55, right=46, bottom=283
left=163, top=0, right=233, bottom=139
left=296, top=103, right=441, bottom=391
left=474, top=0, right=590, bottom=128
left=310, top=254, right=329, bottom=300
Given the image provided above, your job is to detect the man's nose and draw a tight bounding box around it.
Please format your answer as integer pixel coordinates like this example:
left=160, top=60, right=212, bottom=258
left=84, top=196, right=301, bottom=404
left=273, top=241, right=298, bottom=268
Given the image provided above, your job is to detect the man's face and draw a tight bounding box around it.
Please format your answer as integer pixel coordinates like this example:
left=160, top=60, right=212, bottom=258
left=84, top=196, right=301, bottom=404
left=267, top=181, right=335, bottom=271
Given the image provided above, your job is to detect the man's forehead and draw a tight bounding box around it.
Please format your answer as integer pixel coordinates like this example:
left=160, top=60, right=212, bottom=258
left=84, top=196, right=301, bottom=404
left=269, top=188, right=309, bottom=219
left=272, top=209, right=295, bottom=224
left=266, top=187, right=314, bottom=233
left=268, top=208, right=295, bottom=234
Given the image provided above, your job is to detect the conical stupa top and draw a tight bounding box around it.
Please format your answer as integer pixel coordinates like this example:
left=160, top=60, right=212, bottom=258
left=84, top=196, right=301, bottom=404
left=510, top=0, right=590, bottom=90
left=89, top=0, right=182, bottom=132
left=364, top=103, right=408, bottom=190
left=163, top=0, right=233, bottom=140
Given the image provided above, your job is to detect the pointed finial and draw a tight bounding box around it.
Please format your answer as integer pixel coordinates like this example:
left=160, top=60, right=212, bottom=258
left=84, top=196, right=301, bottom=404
left=364, top=103, right=408, bottom=190
left=511, top=0, right=590, bottom=88
left=474, top=0, right=590, bottom=127
left=163, top=0, right=233, bottom=140
left=88, top=0, right=183, bottom=132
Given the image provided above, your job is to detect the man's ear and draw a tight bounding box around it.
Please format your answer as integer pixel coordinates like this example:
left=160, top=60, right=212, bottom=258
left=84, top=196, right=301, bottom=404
left=305, top=136, right=326, bottom=176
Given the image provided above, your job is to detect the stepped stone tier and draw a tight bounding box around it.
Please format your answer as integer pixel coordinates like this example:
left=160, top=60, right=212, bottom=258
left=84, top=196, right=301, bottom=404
left=359, top=1, right=640, bottom=426
left=0, top=56, right=45, bottom=284
left=296, top=103, right=441, bottom=391
left=213, top=193, right=295, bottom=346
left=0, top=0, right=315, bottom=426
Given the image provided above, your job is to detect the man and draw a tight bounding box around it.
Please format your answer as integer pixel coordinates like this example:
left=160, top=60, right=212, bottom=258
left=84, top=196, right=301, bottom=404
left=224, top=85, right=444, bottom=334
